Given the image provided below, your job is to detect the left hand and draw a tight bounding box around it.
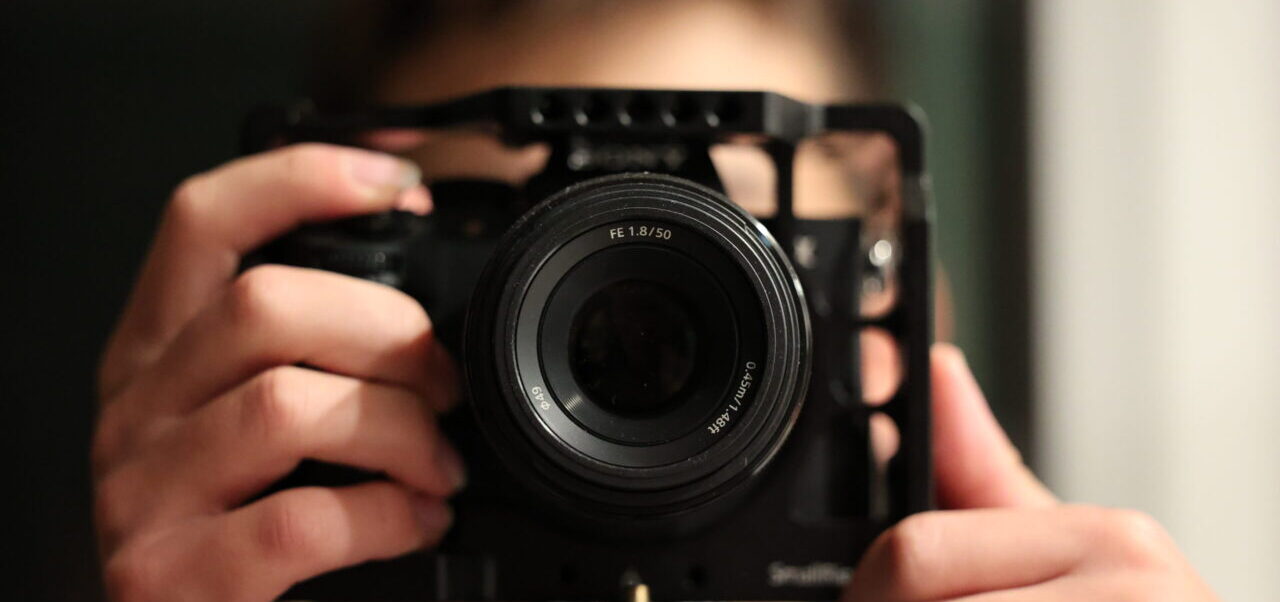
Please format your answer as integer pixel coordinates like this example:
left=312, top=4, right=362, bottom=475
left=843, top=344, right=1219, bottom=601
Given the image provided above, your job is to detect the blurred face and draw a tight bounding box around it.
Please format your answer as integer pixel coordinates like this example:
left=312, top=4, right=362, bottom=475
left=372, top=0, right=899, bottom=220
left=379, top=0, right=860, bottom=102
left=368, top=0, right=917, bottom=454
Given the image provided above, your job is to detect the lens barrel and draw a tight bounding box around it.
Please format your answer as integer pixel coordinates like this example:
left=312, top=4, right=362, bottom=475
left=464, top=173, right=809, bottom=518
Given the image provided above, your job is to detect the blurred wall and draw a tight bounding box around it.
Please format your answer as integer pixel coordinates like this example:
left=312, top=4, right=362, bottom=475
left=884, top=1, right=1034, bottom=463
left=2, top=2, right=334, bottom=598
left=1031, top=1, right=1280, bottom=599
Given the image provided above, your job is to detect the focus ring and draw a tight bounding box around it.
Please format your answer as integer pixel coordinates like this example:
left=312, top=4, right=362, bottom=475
left=464, top=173, right=810, bottom=518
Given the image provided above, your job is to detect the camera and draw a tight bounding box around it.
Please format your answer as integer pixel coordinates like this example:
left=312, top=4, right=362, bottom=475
left=243, top=87, right=934, bottom=601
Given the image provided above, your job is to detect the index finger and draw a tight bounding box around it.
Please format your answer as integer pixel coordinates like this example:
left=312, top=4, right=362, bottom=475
left=99, top=143, right=430, bottom=398
left=931, top=344, right=1057, bottom=509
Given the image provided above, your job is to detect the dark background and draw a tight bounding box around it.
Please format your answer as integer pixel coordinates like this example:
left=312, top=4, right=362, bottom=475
left=4, top=2, right=332, bottom=597
left=2, top=2, right=1028, bottom=598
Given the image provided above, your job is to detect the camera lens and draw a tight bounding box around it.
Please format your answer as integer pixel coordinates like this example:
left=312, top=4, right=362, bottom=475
left=569, top=279, right=699, bottom=417
left=465, top=173, right=810, bottom=519
left=538, top=243, right=742, bottom=446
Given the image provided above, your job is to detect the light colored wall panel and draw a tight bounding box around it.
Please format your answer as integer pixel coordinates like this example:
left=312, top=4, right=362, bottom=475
left=1031, top=1, right=1280, bottom=599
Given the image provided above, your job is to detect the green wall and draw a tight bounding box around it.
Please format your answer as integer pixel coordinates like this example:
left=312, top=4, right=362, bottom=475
left=884, top=2, right=1034, bottom=458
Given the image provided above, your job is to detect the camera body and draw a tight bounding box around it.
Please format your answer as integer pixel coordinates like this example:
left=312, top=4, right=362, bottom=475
left=244, top=87, right=934, bottom=601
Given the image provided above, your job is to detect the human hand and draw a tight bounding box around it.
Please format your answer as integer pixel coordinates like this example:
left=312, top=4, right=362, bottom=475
left=92, top=144, right=463, bottom=601
left=844, top=344, right=1219, bottom=601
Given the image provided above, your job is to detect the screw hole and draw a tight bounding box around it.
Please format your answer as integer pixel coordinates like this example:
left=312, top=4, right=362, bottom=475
left=560, top=564, right=578, bottom=585
left=627, top=93, right=659, bottom=125
left=584, top=92, right=614, bottom=124
left=530, top=93, right=568, bottom=124
left=670, top=94, right=700, bottom=124
left=685, top=565, right=708, bottom=589
left=718, top=96, right=744, bottom=125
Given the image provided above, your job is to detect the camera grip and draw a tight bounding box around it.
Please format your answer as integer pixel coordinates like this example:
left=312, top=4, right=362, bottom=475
left=241, top=210, right=423, bottom=495
left=244, top=210, right=422, bottom=289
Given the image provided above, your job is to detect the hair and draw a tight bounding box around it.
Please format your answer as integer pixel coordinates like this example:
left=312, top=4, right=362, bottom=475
left=309, top=0, right=885, bottom=109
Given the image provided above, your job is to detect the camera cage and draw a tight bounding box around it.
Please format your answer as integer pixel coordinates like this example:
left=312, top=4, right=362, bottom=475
left=243, top=86, right=934, bottom=522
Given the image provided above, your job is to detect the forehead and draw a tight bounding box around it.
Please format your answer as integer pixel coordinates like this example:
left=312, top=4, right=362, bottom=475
left=368, top=1, right=892, bottom=220
left=378, top=0, right=858, bottom=104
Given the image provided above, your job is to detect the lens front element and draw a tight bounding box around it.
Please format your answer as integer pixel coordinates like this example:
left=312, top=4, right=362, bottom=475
left=465, top=173, right=810, bottom=517
left=570, top=279, right=700, bottom=418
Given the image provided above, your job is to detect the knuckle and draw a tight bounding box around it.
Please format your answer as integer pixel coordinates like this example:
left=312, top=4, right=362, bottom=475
left=401, top=294, right=433, bottom=330
left=103, top=544, right=165, bottom=602
left=364, top=283, right=431, bottom=335
left=240, top=367, right=314, bottom=445
left=1097, top=509, right=1177, bottom=570
left=873, top=513, right=942, bottom=597
left=400, top=300, right=436, bottom=347
left=94, top=468, right=133, bottom=539
left=227, top=265, right=294, bottom=328
left=354, top=482, right=409, bottom=537
left=89, top=435, right=113, bottom=477
left=1140, top=579, right=1186, bottom=601
left=90, top=404, right=125, bottom=474
left=255, top=490, right=341, bottom=564
left=165, top=174, right=211, bottom=234
left=1107, top=576, right=1176, bottom=602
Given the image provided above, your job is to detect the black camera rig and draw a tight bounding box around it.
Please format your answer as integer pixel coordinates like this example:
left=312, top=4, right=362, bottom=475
left=244, top=87, right=934, bottom=601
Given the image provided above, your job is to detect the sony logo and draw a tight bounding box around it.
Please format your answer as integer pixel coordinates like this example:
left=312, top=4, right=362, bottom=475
left=767, top=561, right=852, bottom=588
left=566, top=142, right=688, bottom=172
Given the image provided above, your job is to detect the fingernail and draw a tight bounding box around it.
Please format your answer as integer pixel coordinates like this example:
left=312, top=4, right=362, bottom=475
left=434, top=437, right=467, bottom=491
left=346, top=150, right=421, bottom=200
left=935, top=342, right=969, bottom=373
left=412, top=496, right=453, bottom=536
left=394, top=185, right=432, bottom=215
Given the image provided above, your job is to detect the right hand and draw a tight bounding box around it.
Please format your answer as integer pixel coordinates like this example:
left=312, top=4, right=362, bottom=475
left=92, top=143, right=464, bottom=601
left=843, top=346, right=1219, bottom=601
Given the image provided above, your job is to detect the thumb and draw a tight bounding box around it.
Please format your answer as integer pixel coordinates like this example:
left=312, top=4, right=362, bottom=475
left=932, top=343, right=1056, bottom=508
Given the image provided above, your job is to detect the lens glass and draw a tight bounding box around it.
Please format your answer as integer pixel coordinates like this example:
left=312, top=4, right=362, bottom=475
left=569, top=279, right=699, bottom=417
left=537, top=242, right=746, bottom=448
